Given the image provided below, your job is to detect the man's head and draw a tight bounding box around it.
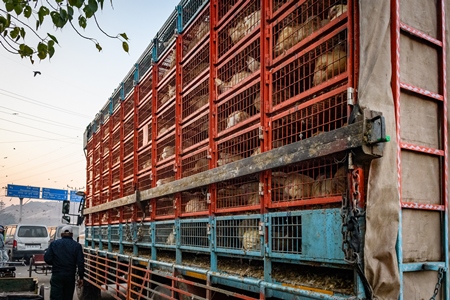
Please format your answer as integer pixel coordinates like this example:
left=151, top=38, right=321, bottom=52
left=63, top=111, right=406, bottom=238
left=61, top=225, right=73, bottom=237
left=0, top=225, right=4, bottom=232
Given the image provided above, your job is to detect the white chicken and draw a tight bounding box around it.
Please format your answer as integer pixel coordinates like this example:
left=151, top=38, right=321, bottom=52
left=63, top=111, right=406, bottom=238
left=247, top=56, right=260, bottom=73
left=331, top=166, right=347, bottom=194
left=283, top=173, right=315, bottom=199
left=185, top=198, right=207, bottom=213
left=158, top=124, right=170, bottom=136
left=312, top=174, right=334, bottom=197
left=226, top=111, right=250, bottom=129
left=217, top=152, right=243, bottom=166
left=160, top=145, right=174, bottom=161
left=192, top=158, right=209, bottom=173
left=312, top=47, right=347, bottom=86
left=242, top=229, right=261, bottom=250
left=274, top=16, right=321, bottom=55
left=215, top=71, right=252, bottom=93
left=328, top=4, right=347, bottom=21
left=166, top=231, right=175, bottom=245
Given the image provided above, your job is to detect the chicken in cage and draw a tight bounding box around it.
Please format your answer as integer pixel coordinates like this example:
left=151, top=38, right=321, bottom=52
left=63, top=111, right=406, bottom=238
left=242, top=229, right=261, bottom=251
left=189, top=94, right=209, bottom=111
left=246, top=55, right=260, bottom=73
left=160, top=145, right=174, bottom=161
left=160, top=85, right=176, bottom=105
left=185, top=198, right=207, bottom=213
left=239, top=182, right=260, bottom=205
left=274, top=16, right=321, bottom=56
left=228, top=10, right=261, bottom=44
left=331, top=166, right=347, bottom=194
left=329, top=4, right=347, bottom=21
left=215, top=71, right=252, bottom=94
left=188, top=16, right=210, bottom=51
left=191, top=158, right=209, bottom=173
left=217, top=152, right=243, bottom=166
left=166, top=231, right=175, bottom=245
left=226, top=111, right=250, bottom=129
left=156, top=176, right=175, bottom=187
left=312, top=47, right=347, bottom=86
left=283, top=173, right=315, bottom=199
left=312, top=174, right=334, bottom=197
left=251, top=140, right=285, bottom=156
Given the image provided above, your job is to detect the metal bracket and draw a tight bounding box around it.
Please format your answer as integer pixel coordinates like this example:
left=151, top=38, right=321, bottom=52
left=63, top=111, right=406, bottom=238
left=361, top=109, right=390, bottom=157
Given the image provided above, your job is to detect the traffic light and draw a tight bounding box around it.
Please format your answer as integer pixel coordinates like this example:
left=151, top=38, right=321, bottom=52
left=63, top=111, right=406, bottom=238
left=62, top=200, right=70, bottom=214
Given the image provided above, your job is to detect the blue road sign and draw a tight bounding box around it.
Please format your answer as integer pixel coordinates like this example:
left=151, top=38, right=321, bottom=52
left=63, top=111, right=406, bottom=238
left=42, top=188, right=68, bottom=201
left=6, top=184, right=40, bottom=199
left=69, top=191, right=83, bottom=203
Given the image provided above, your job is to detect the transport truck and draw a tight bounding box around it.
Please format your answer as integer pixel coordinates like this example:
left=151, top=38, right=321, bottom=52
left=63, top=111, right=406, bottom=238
left=80, top=0, right=449, bottom=299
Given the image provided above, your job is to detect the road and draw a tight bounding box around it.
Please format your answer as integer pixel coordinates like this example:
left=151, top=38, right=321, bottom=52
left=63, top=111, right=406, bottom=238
left=12, top=264, right=116, bottom=300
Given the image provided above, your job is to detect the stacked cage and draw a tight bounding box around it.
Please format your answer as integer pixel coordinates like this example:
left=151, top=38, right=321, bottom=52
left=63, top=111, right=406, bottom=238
left=82, top=0, right=363, bottom=298
left=179, top=0, right=211, bottom=218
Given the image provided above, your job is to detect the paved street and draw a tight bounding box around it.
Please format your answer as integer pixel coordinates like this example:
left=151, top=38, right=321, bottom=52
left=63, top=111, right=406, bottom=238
left=12, top=264, right=115, bottom=300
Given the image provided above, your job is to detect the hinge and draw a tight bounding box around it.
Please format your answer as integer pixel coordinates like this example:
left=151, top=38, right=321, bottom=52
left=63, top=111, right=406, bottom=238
left=347, top=87, right=355, bottom=105
left=258, top=222, right=264, bottom=235
left=206, top=193, right=211, bottom=204
left=259, top=126, right=264, bottom=139
left=259, top=182, right=264, bottom=196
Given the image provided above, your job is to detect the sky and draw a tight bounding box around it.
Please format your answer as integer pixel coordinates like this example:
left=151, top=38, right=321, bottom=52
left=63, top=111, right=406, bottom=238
left=0, top=1, right=180, bottom=208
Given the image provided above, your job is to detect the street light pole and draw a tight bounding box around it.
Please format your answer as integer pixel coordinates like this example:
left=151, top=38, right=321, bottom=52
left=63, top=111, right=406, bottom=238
left=19, top=197, right=23, bottom=223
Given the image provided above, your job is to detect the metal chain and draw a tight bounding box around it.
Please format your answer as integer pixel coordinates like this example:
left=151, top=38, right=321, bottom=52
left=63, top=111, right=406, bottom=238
left=124, top=221, right=133, bottom=242
left=430, top=267, right=445, bottom=300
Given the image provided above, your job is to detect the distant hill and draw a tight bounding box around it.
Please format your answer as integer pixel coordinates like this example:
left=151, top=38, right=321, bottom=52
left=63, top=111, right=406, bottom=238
left=0, top=200, right=81, bottom=227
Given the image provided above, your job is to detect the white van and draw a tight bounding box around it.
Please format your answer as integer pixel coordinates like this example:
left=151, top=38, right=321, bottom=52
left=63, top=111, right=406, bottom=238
left=4, top=224, right=49, bottom=264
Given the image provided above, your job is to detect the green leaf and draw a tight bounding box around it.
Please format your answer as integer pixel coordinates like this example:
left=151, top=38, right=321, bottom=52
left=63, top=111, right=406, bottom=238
left=38, top=6, right=50, bottom=24
left=50, top=11, right=68, bottom=28
left=67, top=6, right=74, bottom=20
left=83, top=5, right=94, bottom=19
left=5, top=3, right=14, bottom=12
left=20, top=27, right=25, bottom=39
left=13, top=4, right=24, bottom=16
left=98, top=0, right=105, bottom=10
left=88, top=0, right=98, bottom=13
left=37, top=50, right=47, bottom=60
left=48, top=40, right=55, bottom=48
left=78, top=16, right=87, bottom=29
left=47, top=33, right=59, bottom=44
left=95, top=43, right=102, bottom=52
left=122, top=41, right=129, bottom=53
left=120, top=33, right=129, bottom=41
left=48, top=44, right=55, bottom=58
left=24, top=6, right=32, bottom=18
left=9, top=27, right=19, bottom=39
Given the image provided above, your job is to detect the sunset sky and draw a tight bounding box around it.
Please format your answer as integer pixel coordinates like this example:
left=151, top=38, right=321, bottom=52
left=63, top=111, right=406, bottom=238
left=0, top=1, right=179, bottom=207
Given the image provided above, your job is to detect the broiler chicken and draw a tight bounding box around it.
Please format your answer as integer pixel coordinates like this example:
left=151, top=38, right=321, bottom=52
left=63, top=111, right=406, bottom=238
left=166, top=231, right=175, bottom=245
left=228, top=10, right=261, bottom=44
left=283, top=173, right=315, bottom=199
left=328, top=4, right=347, bottom=21
left=185, top=198, right=207, bottom=213
left=312, top=47, right=347, bottom=86
left=226, top=111, right=250, bottom=129
left=247, top=56, right=260, bottom=73
left=331, top=166, right=347, bottom=194
left=192, top=158, right=209, bottom=173
left=156, top=176, right=175, bottom=186
left=243, top=229, right=261, bottom=250
left=312, top=174, right=333, bottom=197
left=160, top=145, right=174, bottom=160
left=274, top=16, right=321, bottom=55
left=215, top=71, right=252, bottom=93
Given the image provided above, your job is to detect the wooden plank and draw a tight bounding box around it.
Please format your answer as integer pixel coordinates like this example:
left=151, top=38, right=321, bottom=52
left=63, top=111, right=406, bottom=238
left=85, top=120, right=371, bottom=215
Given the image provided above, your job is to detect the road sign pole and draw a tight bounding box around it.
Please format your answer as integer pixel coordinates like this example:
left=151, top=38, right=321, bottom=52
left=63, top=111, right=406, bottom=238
left=19, top=198, right=23, bottom=223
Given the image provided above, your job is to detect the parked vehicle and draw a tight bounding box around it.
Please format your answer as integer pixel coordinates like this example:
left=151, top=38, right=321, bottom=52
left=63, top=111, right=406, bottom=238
left=79, top=0, right=449, bottom=299
left=4, top=224, right=49, bottom=264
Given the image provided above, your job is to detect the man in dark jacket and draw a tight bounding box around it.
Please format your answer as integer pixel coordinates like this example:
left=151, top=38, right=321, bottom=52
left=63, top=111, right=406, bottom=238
left=44, top=225, right=84, bottom=300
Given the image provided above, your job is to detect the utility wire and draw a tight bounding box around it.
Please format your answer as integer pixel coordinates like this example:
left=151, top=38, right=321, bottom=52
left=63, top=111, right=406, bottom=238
left=1, top=118, right=80, bottom=139
left=0, top=128, right=80, bottom=141
left=0, top=108, right=83, bottom=130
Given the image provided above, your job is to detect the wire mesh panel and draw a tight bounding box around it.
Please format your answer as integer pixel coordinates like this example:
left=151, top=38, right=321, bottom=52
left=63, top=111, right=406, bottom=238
left=123, top=71, right=135, bottom=100
left=111, top=147, right=120, bottom=167
left=123, top=95, right=134, bottom=120
left=182, top=79, right=209, bottom=120
left=138, top=45, right=153, bottom=82
left=138, top=73, right=153, bottom=106
left=111, top=105, right=121, bottom=129
left=157, top=77, right=176, bottom=111
left=216, top=39, right=260, bottom=96
left=155, top=196, right=175, bottom=219
left=123, top=179, right=134, bottom=197
left=124, top=135, right=134, bottom=159
left=270, top=213, right=302, bottom=255
left=217, top=0, right=239, bottom=21
left=137, top=123, right=152, bottom=150
left=182, top=44, right=210, bottom=88
left=180, top=218, right=209, bottom=250
left=217, top=125, right=260, bottom=165
left=137, top=172, right=152, bottom=191
left=270, top=157, right=347, bottom=208
left=217, top=0, right=260, bottom=58
left=156, top=105, right=175, bottom=139
left=182, top=5, right=210, bottom=56
left=92, top=226, right=100, bottom=241
left=180, top=188, right=208, bottom=216
left=123, top=115, right=134, bottom=139
left=156, top=134, right=176, bottom=164
left=101, top=136, right=110, bottom=157
left=101, top=119, right=110, bottom=139
left=111, top=183, right=120, bottom=201
left=110, top=209, right=120, bottom=224
left=100, top=189, right=110, bottom=205
left=155, top=221, right=176, bottom=246
left=216, top=174, right=260, bottom=212
left=181, top=112, right=209, bottom=152
left=123, top=157, right=134, bottom=181
left=155, top=10, right=177, bottom=60
left=155, top=163, right=176, bottom=187
left=158, top=47, right=176, bottom=82
left=217, top=81, right=260, bottom=134
left=216, top=215, right=262, bottom=254
left=111, top=127, right=120, bottom=149
left=135, top=223, right=152, bottom=245
left=181, top=148, right=209, bottom=178
left=271, top=87, right=348, bottom=147
left=138, top=101, right=152, bottom=128
left=137, top=148, right=151, bottom=173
